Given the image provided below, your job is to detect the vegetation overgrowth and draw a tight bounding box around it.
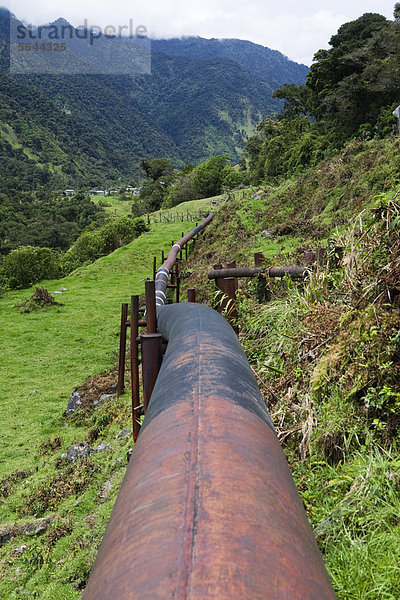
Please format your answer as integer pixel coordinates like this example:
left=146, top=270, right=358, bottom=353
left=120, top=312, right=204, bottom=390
left=1, top=6, right=400, bottom=599
left=0, top=197, right=214, bottom=599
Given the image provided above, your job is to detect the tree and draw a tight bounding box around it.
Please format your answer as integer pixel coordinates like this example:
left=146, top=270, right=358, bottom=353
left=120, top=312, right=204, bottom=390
left=306, top=13, right=388, bottom=118
left=139, top=158, right=174, bottom=182
left=394, top=3, right=400, bottom=22
left=192, top=155, right=231, bottom=198
left=273, top=84, right=311, bottom=118
left=0, top=246, right=62, bottom=289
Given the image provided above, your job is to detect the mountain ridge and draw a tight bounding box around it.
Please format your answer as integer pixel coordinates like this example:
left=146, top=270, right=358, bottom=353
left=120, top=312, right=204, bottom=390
left=0, top=10, right=308, bottom=191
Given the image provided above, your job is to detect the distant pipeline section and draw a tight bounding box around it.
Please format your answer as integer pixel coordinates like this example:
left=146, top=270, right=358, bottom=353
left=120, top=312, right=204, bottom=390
left=155, top=213, right=215, bottom=307
left=84, top=302, right=336, bottom=599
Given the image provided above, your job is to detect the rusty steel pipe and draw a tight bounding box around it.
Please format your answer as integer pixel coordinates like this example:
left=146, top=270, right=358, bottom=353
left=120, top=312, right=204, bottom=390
left=187, top=288, right=196, bottom=302
left=155, top=213, right=214, bottom=307
left=208, top=265, right=309, bottom=280
left=84, top=304, right=336, bottom=600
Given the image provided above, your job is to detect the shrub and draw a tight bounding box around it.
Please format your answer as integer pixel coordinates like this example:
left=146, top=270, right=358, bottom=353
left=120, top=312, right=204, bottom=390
left=62, top=217, right=148, bottom=273
left=0, top=246, right=62, bottom=289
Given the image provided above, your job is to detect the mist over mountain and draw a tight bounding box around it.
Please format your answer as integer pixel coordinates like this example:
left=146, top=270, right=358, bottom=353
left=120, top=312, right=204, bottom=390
left=0, top=10, right=308, bottom=191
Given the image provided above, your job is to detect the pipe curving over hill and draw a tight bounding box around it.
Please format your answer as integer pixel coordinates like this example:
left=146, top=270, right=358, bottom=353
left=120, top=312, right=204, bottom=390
left=83, top=303, right=336, bottom=600
left=155, top=213, right=214, bottom=307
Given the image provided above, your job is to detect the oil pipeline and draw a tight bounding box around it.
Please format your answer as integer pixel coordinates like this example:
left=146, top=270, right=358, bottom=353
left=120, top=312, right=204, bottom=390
left=83, top=214, right=337, bottom=600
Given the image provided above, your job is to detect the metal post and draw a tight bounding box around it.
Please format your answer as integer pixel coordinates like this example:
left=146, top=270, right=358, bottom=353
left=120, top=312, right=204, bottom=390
left=222, top=278, right=239, bottom=332
left=141, top=333, right=163, bottom=413
left=130, top=295, right=141, bottom=442
left=145, top=280, right=157, bottom=334
left=304, top=251, right=316, bottom=266
left=254, top=252, right=264, bottom=267
left=117, top=303, right=129, bottom=398
left=224, top=260, right=239, bottom=333
left=316, top=248, right=326, bottom=265
left=187, top=288, right=196, bottom=303
left=226, top=260, right=238, bottom=293
left=153, top=256, right=157, bottom=280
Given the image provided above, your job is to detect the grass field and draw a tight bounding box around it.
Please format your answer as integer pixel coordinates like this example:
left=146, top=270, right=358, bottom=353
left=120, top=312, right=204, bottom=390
left=90, top=194, right=134, bottom=218
left=0, top=211, right=215, bottom=482
left=0, top=194, right=218, bottom=483
left=0, top=197, right=218, bottom=598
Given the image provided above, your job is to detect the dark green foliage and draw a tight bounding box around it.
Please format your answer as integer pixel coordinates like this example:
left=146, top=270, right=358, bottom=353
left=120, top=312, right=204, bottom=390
left=220, top=165, right=247, bottom=189
left=162, top=156, right=244, bottom=208
left=0, top=10, right=309, bottom=194
left=273, top=84, right=311, bottom=118
left=0, top=192, right=106, bottom=255
left=192, top=155, right=231, bottom=198
left=163, top=175, right=198, bottom=208
left=0, top=246, right=62, bottom=289
left=245, top=10, right=400, bottom=184
left=62, top=216, right=148, bottom=272
left=139, top=158, right=174, bottom=182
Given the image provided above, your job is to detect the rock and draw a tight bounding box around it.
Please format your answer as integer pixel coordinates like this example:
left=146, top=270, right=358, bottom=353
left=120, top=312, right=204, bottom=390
left=0, top=518, right=54, bottom=547
left=96, top=443, right=110, bottom=453
left=260, top=230, right=273, bottom=238
left=54, top=291, right=63, bottom=294
left=252, top=194, right=261, bottom=200
left=116, top=429, right=132, bottom=439
left=16, top=545, right=27, bottom=553
left=0, top=528, right=12, bottom=546
left=59, top=288, right=67, bottom=292
left=93, top=393, right=116, bottom=406
left=66, top=390, right=81, bottom=415
left=66, top=442, right=94, bottom=462
left=20, top=517, right=54, bottom=537
left=117, top=457, right=125, bottom=463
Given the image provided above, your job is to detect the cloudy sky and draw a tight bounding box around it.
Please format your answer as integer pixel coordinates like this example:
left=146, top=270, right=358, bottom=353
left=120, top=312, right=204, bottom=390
left=5, top=0, right=398, bottom=65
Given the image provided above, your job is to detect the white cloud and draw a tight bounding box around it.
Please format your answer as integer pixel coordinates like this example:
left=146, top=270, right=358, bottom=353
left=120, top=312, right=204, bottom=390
left=6, top=0, right=398, bottom=65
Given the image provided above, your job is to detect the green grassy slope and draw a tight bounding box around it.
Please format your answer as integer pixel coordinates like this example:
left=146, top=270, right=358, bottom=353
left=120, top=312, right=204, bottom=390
left=1, top=134, right=400, bottom=599
left=0, top=212, right=210, bottom=479
left=182, top=139, right=400, bottom=599
left=0, top=196, right=216, bottom=599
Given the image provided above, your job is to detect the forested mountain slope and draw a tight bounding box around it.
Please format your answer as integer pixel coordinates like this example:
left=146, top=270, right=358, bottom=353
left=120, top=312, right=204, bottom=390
left=0, top=9, right=308, bottom=192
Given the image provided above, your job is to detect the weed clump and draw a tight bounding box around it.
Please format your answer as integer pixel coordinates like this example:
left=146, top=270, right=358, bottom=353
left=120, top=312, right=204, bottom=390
left=18, top=286, right=59, bottom=313
left=19, top=458, right=98, bottom=517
